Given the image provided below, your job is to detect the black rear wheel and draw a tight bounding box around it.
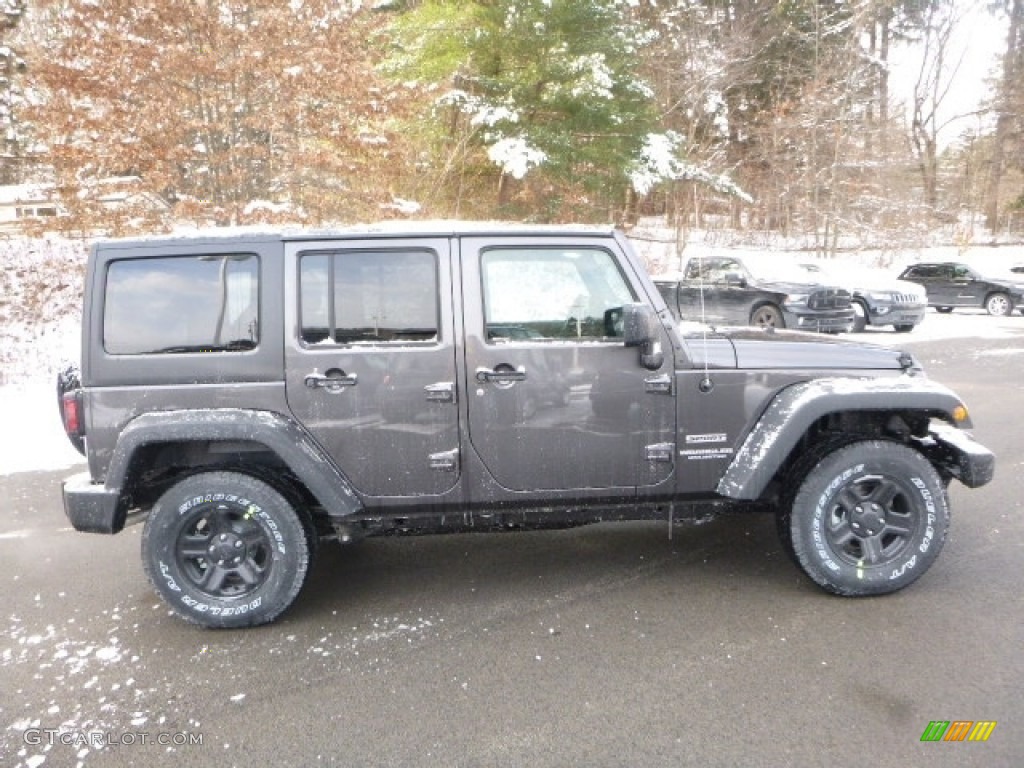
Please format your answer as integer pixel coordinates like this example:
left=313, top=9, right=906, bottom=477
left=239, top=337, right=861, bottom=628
left=778, top=441, right=948, bottom=595
left=142, top=471, right=312, bottom=628
left=985, top=292, right=1013, bottom=317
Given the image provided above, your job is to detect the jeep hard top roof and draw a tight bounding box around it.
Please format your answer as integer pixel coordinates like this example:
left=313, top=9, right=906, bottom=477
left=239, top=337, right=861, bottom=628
left=93, top=220, right=620, bottom=249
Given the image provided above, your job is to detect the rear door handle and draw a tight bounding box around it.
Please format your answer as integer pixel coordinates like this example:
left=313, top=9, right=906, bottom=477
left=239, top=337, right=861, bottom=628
left=425, top=381, right=456, bottom=403
left=476, top=366, right=527, bottom=384
left=305, top=369, right=358, bottom=391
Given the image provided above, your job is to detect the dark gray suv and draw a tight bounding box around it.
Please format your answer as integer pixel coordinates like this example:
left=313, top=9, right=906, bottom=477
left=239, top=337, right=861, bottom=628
left=59, top=224, right=993, bottom=627
left=898, top=262, right=1024, bottom=316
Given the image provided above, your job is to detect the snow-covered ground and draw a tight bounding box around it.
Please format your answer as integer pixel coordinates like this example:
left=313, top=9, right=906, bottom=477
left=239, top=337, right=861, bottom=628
left=2, top=232, right=1023, bottom=477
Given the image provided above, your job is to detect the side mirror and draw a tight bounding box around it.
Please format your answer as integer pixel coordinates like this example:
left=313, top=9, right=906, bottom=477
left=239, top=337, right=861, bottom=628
left=724, top=272, right=747, bottom=287
left=621, top=303, right=664, bottom=370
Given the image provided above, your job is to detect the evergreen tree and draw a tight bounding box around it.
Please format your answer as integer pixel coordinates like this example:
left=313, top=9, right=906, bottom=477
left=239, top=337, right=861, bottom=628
left=386, top=0, right=667, bottom=220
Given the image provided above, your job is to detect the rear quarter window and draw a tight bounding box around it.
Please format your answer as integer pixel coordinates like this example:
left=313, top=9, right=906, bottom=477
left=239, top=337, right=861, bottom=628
left=103, top=254, right=259, bottom=355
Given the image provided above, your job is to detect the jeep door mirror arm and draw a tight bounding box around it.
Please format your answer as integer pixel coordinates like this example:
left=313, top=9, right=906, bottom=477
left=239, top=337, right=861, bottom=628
left=621, top=303, right=664, bottom=371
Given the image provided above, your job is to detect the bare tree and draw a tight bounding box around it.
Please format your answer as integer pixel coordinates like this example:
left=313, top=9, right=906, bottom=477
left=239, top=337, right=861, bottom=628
left=984, top=0, right=1024, bottom=232
left=24, top=0, right=403, bottom=232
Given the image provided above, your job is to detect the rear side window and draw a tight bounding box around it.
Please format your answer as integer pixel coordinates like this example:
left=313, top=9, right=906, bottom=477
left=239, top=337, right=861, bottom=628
left=103, top=254, right=259, bottom=355
left=299, top=249, right=439, bottom=345
left=905, top=265, right=939, bottom=279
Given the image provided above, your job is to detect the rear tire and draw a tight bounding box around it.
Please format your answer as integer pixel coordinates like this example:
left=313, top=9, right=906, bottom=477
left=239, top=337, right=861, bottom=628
left=778, top=441, right=948, bottom=596
left=142, top=471, right=312, bottom=628
left=985, top=292, right=1013, bottom=317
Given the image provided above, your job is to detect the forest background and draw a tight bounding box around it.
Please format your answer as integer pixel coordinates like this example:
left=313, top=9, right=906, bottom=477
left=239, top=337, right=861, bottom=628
left=0, top=0, right=1022, bottom=255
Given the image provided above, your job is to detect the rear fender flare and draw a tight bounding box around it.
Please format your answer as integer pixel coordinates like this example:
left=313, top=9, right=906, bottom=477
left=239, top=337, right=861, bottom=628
left=106, top=409, right=363, bottom=518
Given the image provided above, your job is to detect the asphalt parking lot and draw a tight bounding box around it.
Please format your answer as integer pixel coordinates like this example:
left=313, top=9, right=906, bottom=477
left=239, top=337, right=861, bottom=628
left=2, top=317, right=1022, bottom=768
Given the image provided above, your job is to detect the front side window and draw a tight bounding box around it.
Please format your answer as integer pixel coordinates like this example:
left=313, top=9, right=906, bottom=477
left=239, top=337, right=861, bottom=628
left=299, top=249, right=439, bottom=345
left=481, top=247, right=636, bottom=342
left=104, top=254, right=259, bottom=355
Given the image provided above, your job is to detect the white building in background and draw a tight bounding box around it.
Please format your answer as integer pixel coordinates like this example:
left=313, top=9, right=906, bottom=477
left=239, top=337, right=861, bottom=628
left=0, top=177, right=169, bottom=231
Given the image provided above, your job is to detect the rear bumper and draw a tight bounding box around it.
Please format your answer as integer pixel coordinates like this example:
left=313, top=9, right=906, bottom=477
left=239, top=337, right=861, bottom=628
left=63, top=472, right=125, bottom=534
left=922, top=423, right=995, bottom=489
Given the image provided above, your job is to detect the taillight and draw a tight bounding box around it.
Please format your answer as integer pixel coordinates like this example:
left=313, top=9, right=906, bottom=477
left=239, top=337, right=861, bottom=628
left=61, top=391, right=84, bottom=436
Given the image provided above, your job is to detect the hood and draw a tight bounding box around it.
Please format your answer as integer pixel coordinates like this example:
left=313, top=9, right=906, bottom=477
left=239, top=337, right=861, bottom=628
left=754, top=279, right=834, bottom=294
left=854, top=277, right=925, bottom=295
left=680, top=325, right=913, bottom=371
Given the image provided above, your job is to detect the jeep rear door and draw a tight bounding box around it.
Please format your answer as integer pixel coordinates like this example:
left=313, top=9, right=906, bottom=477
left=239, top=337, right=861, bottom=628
left=283, top=237, right=460, bottom=499
left=460, top=236, right=676, bottom=494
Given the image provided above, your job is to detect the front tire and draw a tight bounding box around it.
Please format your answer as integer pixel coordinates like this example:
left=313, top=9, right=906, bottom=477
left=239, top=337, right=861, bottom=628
left=851, top=302, right=867, bottom=332
left=893, top=323, right=915, bottom=333
left=142, top=471, right=312, bottom=628
left=779, top=441, right=949, bottom=596
left=750, top=304, right=785, bottom=330
left=935, top=306, right=954, bottom=314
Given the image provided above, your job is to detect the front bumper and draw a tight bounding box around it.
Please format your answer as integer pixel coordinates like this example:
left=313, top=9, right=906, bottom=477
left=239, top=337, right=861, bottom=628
left=784, top=309, right=855, bottom=333
left=63, top=472, right=125, bottom=534
left=867, top=304, right=927, bottom=328
left=920, top=422, right=995, bottom=488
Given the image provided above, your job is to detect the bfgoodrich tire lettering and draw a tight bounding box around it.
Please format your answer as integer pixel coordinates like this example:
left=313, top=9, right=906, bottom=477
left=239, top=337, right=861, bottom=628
left=142, top=471, right=311, bottom=628
left=780, top=441, right=949, bottom=596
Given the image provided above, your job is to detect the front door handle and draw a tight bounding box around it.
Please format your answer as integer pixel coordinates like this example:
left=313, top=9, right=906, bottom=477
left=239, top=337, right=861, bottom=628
left=305, top=369, right=358, bottom=391
left=476, top=365, right=527, bottom=384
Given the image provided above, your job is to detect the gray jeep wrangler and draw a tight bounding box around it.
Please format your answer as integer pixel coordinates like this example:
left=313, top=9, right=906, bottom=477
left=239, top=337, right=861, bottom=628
left=58, top=224, right=994, bottom=628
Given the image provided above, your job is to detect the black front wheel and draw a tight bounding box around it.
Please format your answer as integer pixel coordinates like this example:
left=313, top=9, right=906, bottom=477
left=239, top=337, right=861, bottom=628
left=935, top=306, right=954, bottom=314
left=750, top=304, right=785, bottom=329
left=142, top=471, right=312, bottom=628
left=779, top=441, right=949, bottom=596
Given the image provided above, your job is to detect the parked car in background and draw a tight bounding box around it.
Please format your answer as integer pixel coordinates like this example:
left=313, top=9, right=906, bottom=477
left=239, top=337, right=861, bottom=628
left=654, top=253, right=854, bottom=333
left=897, top=262, right=1024, bottom=317
left=798, top=262, right=927, bottom=333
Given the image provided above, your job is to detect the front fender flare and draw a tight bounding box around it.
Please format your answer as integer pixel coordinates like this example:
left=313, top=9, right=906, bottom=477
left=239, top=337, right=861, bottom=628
left=107, top=408, right=363, bottom=520
left=717, top=377, right=972, bottom=500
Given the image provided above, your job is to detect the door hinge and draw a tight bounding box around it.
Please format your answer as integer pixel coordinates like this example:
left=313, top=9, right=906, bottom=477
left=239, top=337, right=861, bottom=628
left=644, top=373, right=673, bottom=395
left=428, top=448, right=459, bottom=472
left=645, top=443, right=675, bottom=463
left=425, top=381, right=456, bottom=403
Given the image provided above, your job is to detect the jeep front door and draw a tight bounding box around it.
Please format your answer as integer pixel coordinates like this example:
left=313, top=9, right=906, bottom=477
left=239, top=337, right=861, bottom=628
left=284, top=239, right=460, bottom=499
left=461, top=238, right=675, bottom=493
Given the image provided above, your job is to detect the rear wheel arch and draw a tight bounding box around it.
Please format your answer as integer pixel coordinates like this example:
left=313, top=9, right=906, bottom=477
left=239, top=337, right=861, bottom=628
left=105, top=410, right=363, bottom=528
